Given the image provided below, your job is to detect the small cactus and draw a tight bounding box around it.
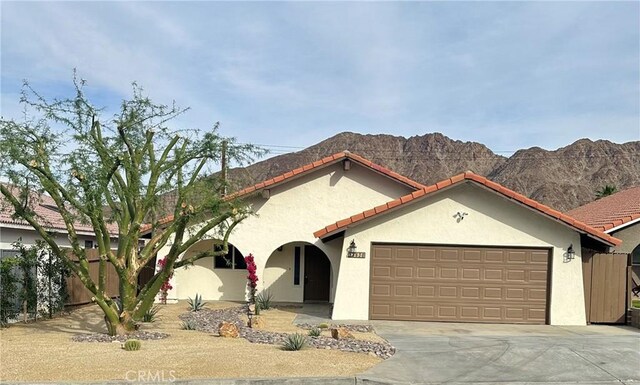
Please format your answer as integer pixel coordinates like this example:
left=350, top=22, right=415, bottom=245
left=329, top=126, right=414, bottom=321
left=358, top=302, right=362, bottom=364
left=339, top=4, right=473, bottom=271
left=123, top=339, right=141, bottom=351
left=308, top=328, right=321, bottom=337
left=317, top=322, right=330, bottom=329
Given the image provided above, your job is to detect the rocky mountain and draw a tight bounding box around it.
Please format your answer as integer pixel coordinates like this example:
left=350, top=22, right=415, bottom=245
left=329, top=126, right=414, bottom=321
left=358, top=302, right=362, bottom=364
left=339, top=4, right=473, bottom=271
left=225, top=132, right=640, bottom=212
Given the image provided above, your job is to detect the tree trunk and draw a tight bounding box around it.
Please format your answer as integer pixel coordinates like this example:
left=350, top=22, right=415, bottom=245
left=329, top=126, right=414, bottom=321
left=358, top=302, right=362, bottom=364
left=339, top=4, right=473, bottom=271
left=104, top=314, right=137, bottom=336
left=102, top=276, right=141, bottom=336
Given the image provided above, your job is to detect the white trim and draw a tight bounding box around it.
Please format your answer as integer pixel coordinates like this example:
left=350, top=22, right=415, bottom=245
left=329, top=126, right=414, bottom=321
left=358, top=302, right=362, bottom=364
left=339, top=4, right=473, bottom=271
left=605, top=217, right=640, bottom=234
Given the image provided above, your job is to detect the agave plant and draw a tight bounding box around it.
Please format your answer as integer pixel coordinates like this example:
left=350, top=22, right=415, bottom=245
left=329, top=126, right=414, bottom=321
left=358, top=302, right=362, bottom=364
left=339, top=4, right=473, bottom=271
left=140, top=305, right=161, bottom=323
left=282, top=333, right=307, bottom=351
left=256, top=290, right=273, bottom=310
left=180, top=320, right=198, bottom=330
left=187, top=293, right=206, bottom=312
left=308, top=328, right=321, bottom=337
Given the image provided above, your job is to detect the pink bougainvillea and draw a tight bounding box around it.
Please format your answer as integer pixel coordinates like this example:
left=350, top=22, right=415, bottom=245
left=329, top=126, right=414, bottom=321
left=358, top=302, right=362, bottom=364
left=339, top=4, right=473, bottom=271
left=157, top=257, right=174, bottom=305
left=244, top=253, right=258, bottom=303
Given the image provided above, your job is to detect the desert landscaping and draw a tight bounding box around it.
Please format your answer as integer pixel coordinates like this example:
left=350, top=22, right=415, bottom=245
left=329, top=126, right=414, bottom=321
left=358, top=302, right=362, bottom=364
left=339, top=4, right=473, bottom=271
left=0, top=301, right=390, bottom=382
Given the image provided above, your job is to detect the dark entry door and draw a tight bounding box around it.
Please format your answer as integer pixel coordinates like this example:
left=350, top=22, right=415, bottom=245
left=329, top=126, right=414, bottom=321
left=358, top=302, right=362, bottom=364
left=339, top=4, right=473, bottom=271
left=304, top=246, right=330, bottom=302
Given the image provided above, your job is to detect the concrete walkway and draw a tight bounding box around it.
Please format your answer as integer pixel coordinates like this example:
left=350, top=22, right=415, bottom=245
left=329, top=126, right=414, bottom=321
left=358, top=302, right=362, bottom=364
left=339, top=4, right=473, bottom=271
left=360, top=321, right=640, bottom=385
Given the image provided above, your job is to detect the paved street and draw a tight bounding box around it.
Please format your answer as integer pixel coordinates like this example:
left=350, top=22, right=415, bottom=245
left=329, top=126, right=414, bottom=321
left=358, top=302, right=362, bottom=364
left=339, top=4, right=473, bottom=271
left=359, top=322, right=640, bottom=385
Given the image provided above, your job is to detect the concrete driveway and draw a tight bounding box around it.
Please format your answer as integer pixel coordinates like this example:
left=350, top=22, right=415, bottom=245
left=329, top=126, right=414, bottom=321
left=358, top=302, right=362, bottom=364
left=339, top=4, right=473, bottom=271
left=359, top=321, right=640, bottom=385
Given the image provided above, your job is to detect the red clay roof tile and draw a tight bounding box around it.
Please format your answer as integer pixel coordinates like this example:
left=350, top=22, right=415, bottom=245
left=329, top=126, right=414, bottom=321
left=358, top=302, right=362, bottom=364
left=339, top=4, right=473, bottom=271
left=314, top=172, right=621, bottom=247
left=567, top=186, right=640, bottom=232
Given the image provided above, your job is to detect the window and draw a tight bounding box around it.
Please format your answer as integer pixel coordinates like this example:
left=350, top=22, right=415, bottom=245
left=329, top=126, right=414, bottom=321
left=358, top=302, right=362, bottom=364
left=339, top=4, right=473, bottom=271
left=213, top=244, right=246, bottom=270
left=84, top=240, right=95, bottom=249
left=0, top=250, right=20, bottom=259
left=293, top=247, right=301, bottom=285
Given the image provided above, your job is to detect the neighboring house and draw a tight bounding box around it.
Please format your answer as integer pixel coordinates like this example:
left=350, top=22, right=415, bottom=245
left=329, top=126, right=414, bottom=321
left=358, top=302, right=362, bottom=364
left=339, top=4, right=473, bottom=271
left=567, top=187, right=640, bottom=300
left=163, top=152, right=620, bottom=326
left=0, top=185, right=120, bottom=307
left=0, top=185, right=118, bottom=255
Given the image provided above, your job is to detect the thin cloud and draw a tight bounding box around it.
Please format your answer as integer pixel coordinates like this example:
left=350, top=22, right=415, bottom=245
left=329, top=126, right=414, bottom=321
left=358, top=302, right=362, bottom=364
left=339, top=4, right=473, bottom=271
left=1, top=1, right=638, bottom=156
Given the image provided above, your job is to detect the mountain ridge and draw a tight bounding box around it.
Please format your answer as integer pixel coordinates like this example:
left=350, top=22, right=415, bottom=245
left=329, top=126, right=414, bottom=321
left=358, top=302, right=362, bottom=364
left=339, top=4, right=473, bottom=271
left=224, top=131, right=639, bottom=212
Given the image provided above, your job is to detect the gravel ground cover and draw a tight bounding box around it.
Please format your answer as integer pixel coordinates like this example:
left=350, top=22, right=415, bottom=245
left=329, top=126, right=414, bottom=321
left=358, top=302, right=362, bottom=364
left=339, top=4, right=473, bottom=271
left=0, top=301, right=383, bottom=382
left=179, top=305, right=396, bottom=359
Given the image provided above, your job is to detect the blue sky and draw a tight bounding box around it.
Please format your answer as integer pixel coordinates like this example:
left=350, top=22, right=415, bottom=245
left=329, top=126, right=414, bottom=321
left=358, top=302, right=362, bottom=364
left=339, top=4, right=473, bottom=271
left=1, top=1, right=639, bottom=159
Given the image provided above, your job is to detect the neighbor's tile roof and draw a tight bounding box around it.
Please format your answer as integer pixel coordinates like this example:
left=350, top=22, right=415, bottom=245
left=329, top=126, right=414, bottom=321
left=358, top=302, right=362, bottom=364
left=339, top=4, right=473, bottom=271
left=141, top=151, right=425, bottom=233
left=0, top=184, right=118, bottom=235
left=314, top=171, right=621, bottom=247
left=566, top=186, right=640, bottom=232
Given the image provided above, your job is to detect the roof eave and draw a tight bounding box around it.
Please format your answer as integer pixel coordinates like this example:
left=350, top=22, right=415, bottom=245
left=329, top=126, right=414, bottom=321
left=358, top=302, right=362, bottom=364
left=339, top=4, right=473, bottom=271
left=604, top=217, right=640, bottom=235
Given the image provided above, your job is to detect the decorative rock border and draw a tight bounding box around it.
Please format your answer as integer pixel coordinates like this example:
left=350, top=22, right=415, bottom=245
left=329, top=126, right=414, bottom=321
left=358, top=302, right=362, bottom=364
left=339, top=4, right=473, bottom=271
left=179, top=305, right=396, bottom=359
left=72, top=331, right=169, bottom=343
left=296, top=323, right=374, bottom=333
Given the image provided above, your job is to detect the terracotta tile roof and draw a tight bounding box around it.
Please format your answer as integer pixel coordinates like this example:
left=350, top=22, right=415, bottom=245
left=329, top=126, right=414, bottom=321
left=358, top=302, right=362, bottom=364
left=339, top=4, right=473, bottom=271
left=225, top=151, right=425, bottom=200
left=141, top=151, right=425, bottom=233
left=0, top=184, right=119, bottom=235
left=314, top=172, right=621, bottom=247
left=566, top=186, right=640, bottom=232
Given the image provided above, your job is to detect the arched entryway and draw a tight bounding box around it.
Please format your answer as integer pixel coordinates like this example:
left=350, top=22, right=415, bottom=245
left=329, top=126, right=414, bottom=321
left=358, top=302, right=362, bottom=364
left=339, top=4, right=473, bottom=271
left=264, top=242, right=332, bottom=303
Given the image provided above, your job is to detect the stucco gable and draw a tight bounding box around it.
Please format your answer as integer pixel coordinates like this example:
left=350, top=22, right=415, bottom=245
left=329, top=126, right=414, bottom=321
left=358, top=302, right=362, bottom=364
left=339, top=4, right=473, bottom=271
left=141, top=151, right=424, bottom=234
left=226, top=151, right=425, bottom=200
left=315, top=172, right=620, bottom=247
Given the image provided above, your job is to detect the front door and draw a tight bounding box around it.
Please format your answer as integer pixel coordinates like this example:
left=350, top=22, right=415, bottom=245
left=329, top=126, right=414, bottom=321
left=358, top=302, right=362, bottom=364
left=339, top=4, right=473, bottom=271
left=304, top=246, right=330, bottom=302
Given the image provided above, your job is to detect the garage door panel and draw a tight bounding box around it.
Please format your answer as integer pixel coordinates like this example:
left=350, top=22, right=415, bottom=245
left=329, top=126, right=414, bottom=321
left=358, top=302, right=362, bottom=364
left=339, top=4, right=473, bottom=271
left=396, top=248, right=416, bottom=261
left=462, top=268, right=481, bottom=280
left=370, top=245, right=549, bottom=324
left=507, top=251, right=527, bottom=263
left=417, top=285, right=435, bottom=297
left=418, top=249, right=436, bottom=261
left=462, top=250, right=482, bottom=262
left=395, top=266, right=413, bottom=278
left=394, top=285, right=413, bottom=296
left=440, top=249, right=461, bottom=262
left=440, top=267, right=458, bottom=279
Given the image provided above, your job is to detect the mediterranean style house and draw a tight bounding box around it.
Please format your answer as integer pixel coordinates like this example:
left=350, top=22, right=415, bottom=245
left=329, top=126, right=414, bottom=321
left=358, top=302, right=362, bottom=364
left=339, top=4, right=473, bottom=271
left=158, top=152, right=620, bottom=326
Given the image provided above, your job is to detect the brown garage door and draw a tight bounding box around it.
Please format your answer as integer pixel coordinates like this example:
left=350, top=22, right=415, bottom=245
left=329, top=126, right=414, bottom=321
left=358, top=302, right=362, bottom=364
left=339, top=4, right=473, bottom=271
left=370, top=244, right=550, bottom=324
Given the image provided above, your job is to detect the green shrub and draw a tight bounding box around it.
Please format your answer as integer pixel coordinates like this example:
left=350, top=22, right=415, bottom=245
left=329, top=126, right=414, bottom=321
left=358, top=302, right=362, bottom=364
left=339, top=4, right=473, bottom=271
left=181, top=320, right=197, bottom=330
left=317, top=322, right=330, bottom=329
left=255, top=303, right=261, bottom=316
left=632, top=299, right=640, bottom=308
left=308, top=328, right=321, bottom=337
left=256, top=290, right=273, bottom=310
left=282, top=333, right=307, bottom=351
left=187, top=293, right=206, bottom=311
left=123, top=339, right=141, bottom=351
left=140, top=306, right=161, bottom=323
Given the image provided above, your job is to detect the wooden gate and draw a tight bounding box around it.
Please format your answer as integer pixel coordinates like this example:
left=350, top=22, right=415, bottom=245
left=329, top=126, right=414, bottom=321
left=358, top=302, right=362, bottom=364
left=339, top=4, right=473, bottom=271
left=66, top=249, right=119, bottom=306
left=582, top=252, right=629, bottom=324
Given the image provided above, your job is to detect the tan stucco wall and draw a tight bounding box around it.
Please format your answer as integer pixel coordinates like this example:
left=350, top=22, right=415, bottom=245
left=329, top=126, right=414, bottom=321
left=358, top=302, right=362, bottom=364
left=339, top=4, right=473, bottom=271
left=332, top=182, right=587, bottom=325
left=171, top=162, right=414, bottom=302
left=610, top=223, right=640, bottom=256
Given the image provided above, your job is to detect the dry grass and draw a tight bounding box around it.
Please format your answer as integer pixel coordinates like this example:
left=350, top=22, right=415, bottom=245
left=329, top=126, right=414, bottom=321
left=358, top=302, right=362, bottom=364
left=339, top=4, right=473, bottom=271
left=0, top=302, right=381, bottom=382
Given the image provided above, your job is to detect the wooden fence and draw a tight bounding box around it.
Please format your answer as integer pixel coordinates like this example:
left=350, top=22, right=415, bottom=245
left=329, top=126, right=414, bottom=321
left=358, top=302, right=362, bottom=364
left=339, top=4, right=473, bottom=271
left=582, top=252, right=629, bottom=324
left=66, top=249, right=119, bottom=306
